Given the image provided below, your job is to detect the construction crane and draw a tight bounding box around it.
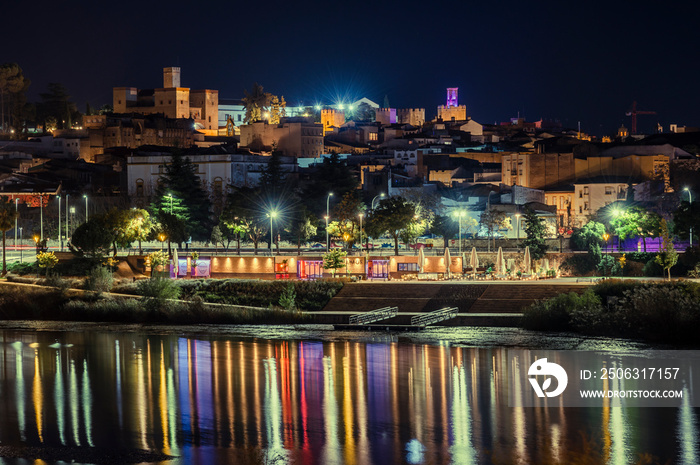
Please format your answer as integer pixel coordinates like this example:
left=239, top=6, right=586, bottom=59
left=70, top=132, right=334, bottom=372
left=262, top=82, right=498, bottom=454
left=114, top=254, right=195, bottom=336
left=625, top=101, right=656, bottom=135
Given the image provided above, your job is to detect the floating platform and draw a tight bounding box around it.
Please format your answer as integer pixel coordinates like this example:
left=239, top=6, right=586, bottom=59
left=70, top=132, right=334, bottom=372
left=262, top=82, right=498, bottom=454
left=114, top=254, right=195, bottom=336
left=333, top=324, right=427, bottom=332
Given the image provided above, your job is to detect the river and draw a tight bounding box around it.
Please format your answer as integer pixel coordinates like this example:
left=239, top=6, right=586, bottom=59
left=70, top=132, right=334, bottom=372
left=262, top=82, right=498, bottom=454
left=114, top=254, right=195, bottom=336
left=0, top=321, right=696, bottom=465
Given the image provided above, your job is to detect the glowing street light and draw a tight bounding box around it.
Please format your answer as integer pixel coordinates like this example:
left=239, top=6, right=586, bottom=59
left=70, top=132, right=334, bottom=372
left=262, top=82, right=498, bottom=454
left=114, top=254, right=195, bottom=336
left=452, top=210, right=466, bottom=254
left=158, top=233, right=166, bottom=252
left=269, top=210, right=278, bottom=254
left=515, top=213, right=521, bottom=241
left=83, top=194, right=88, bottom=223
left=57, top=196, right=62, bottom=251
left=14, top=198, right=18, bottom=252
left=326, top=193, right=334, bottom=252
left=684, top=187, right=693, bottom=247
left=359, top=213, right=364, bottom=250
left=371, top=193, right=385, bottom=210
left=603, top=232, right=610, bottom=254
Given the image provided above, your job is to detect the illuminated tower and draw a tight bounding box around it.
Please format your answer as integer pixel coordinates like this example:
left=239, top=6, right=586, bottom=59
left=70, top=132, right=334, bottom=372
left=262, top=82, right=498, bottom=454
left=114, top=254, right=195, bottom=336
left=446, top=88, right=458, bottom=108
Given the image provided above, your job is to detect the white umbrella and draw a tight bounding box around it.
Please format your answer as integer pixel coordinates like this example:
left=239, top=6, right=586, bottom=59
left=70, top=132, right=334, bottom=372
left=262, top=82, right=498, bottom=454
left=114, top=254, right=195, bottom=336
left=470, top=247, right=479, bottom=274
left=444, top=247, right=451, bottom=279
left=462, top=252, right=467, bottom=274
left=171, top=247, right=179, bottom=278
left=418, top=247, right=425, bottom=273
left=507, top=258, right=515, bottom=274
left=496, top=246, right=505, bottom=274
left=523, top=246, right=531, bottom=274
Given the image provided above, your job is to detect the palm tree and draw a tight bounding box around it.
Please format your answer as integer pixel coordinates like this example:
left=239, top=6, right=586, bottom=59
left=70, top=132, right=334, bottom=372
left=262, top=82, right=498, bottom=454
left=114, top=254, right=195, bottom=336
left=0, top=197, right=19, bottom=276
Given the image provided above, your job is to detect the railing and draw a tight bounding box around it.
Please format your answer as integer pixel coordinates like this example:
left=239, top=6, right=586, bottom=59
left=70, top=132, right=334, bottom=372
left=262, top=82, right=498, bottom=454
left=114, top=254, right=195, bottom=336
left=349, top=306, right=398, bottom=325
left=411, top=307, right=459, bottom=326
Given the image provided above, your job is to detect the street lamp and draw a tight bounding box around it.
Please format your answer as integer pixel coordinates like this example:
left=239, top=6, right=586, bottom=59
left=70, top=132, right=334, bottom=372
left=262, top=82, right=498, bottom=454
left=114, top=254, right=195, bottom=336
left=66, top=194, right=69, bottom=245
left=359, top=213, right=364, bottom=250
left=83, top=194, right=88, bottom=223
left=18, top=227, right=22, bottom=263
left=158, top=233, right=166, bottom=252
left=57, top=196, right=62, bottom=251
left=515, top=213, right=521, bottom=241
left=14, top=198, right=18, bottom=252
left=684, top=187, right=693, bottom=247
left=39, top=195, right=43, bottom=241
left=452, top=210, right=466, bottom=254
left=326, top=192, right=334, bottom=252
left=372, top=193, right=385, bottom=210
left=269, top=210, right=278, bottom=254
left=603, top=233, right=610, bottom=254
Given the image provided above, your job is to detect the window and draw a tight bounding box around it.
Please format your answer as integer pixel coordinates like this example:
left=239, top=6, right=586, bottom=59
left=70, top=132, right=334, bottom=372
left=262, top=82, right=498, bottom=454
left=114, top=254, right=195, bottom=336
left=213, top=177, right=223, bottom=196
left=605, top=186, right=613, bottom=195
left=398, top=263, right=419, bottom=272
left=579, top=206, right=583, bottom=214
left=584, top=186, right=589, bottom=195
left=136, top=179, right=144, bottom=197
left=584, top=202, right=589, bottom=211
left=238, top=115, right=242, bottom=121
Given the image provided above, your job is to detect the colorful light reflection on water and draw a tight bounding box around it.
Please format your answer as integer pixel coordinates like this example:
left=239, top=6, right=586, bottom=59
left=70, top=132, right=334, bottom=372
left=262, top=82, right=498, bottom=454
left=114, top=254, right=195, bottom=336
left=0, top=328, right=697, bottom=465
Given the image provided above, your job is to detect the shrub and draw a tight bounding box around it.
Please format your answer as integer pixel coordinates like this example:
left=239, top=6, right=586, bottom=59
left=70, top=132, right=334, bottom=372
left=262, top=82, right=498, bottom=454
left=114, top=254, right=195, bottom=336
left=7, top=261, right=38, bottom=275
left=560, top=254, right=596, bottom=276
left=522, top=291, right=595, bottom=331
left=591, top=279, right=642, bottom=300
left=278, top=283, right=296, bottom=310
left=85, top=266, right=114, bottom=294
left=137, top=277, right=181, bottom=314
left=42, top=273, right=71, bottom=293
left=623, top=260, right=645, bottom=277
left=643, top=259, right=664, bottom=277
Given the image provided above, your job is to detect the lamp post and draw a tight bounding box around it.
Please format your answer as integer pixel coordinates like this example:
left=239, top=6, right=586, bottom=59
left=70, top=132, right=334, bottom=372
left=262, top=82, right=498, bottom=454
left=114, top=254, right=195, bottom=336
left=39, top=195, right=43, bottom=241
left=603, top=233, right=610, bottom=254
left=359, top=213, right=364, bottom=250
left=371, top=193, right=385, bottom=210
left=19, top=227, right=22, bottom=263
left=83, top=194, right=88, bottom=223
left=487, top=191, right=497, bottom=252
left=14, top=198, right=18, bottom=252
left=326, top=192, right=333, bottom=252
left=57, top=196, right=61, bottom=251
left=65, top=194, right=69, bottom=245
left=515, top=213, right=521, bottom=241
left=159, top=233, right=166, bottom=252
left=453, top=210, right=465, bottom=254
left=684, top=187, right=693, bottom=247
left=269, top=210, right=278, bottom=254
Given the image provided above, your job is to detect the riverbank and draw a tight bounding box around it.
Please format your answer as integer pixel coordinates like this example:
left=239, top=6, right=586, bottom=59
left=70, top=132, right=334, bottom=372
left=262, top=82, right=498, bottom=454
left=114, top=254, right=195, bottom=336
left=522, top=279, right=700, bottom=344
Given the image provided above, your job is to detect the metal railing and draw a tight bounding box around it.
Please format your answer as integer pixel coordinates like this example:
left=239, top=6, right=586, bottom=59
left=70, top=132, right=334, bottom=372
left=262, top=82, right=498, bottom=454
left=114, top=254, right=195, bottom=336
left=349, top=306, right=398, bottom=325
left=411, top=307, right=458, bottom=326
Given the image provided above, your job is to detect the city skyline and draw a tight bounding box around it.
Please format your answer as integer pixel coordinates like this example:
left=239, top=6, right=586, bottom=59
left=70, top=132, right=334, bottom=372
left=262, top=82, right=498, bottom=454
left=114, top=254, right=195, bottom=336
left=3, top=0, right=699, bottom=136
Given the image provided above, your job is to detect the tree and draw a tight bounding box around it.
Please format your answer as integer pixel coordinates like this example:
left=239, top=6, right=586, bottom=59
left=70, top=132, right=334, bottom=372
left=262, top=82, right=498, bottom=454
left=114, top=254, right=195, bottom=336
left=570, top=221, right=606, bottom=251
left=673, top=200, right=699, bottom=244
left=521, top=207, right=548, bottom=261
left=37, top=83, right=77, bottom=130
left=69, top=217, right=114, bottom=259
left=329, top=191, right=364, bottom=249
left=287, top=207, right=318, bottom=255
left=0, top=63, right=26, bottom=133
left=153, top=151, right=213, bottom=241
left=655, top=219, right=678, bottom=281
left=366, top=197, right=416, bottom=256
left=104, top=208, right=153, bottom=255
left=429, top=214, right=459, bottom=249
left=611, top=206, right=662, bottom=252
left=303, top=153, right=359, bottom=215
left=323, top=249, right=347, bottom=277
left=242, top=83, right=272, bottom=124
left=224, top=187, right=267, bottom=254
left=479, top=209, right=511, bottom=250
left=0, top=198, right=18, bottom=276
left=259, top=150, right=289, bottom=196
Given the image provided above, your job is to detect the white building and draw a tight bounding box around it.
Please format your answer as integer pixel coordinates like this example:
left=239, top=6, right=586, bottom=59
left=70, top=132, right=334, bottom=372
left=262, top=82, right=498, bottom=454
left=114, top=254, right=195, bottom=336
left=126, top=150, right=232, bottom=202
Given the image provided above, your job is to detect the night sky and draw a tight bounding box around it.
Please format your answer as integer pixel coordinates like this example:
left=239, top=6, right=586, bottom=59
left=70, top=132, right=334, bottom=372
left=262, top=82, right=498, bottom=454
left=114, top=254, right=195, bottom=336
left=4, top=0, right=699, bottom=136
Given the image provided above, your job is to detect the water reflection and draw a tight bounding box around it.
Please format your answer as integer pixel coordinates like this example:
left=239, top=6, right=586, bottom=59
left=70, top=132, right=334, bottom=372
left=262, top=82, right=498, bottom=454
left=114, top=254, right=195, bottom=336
left=0, top=330, right=697, bottom=464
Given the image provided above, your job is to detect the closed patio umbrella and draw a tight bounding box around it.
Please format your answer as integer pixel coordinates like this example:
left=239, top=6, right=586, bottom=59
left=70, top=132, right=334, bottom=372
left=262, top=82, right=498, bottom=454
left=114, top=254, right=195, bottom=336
left=523, top=246, right=531, bottom=274
left=496, top=246, right=505, bottom=274
left=470, top=247, right=479, bottom=275
left=418, top=247, right=425, bottom=273
left=171, top=247, right=179, bottom=278
left=444, top=247, right=451, bottom=279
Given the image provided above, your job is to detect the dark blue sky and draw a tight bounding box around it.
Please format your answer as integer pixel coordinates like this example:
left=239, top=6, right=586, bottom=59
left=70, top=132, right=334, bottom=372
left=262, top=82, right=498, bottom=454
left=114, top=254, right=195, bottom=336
left=4, top=0, right=699, bottom=136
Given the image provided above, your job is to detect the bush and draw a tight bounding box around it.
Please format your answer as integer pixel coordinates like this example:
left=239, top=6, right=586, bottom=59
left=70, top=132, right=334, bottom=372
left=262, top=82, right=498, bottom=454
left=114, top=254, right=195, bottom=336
left=591, top=279, right=642, bottom=300
left=278, top=283, right=296, bottom=310
left=137, top=277, right=181, bottom=314
left=7, top=261, right=38, bottom=275
left=623, top=260, right=645, bottom=277
left=85, top=266, right=114, bottom=294
left=560, top=254, right=596, bottom=276
left=522, top=291, right=598, bottom=331
left=643, top=259, right=664, bottom=277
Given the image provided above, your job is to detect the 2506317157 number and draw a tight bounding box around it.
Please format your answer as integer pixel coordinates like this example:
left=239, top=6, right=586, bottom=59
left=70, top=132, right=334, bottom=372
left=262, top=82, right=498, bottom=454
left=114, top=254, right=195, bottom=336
left=599, top=367, right=679, bottom=380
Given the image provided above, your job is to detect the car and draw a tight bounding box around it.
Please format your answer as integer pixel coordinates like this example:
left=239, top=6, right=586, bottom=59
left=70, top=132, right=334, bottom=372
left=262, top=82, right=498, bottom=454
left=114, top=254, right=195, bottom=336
left=310, top=243, right=325, bottom=248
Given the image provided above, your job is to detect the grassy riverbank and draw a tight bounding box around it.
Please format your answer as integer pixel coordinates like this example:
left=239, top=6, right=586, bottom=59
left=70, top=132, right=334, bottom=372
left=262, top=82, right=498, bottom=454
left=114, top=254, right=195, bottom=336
left=0, top=276, right=344, bottom=324
left=522, top=279, right=700, bottom=343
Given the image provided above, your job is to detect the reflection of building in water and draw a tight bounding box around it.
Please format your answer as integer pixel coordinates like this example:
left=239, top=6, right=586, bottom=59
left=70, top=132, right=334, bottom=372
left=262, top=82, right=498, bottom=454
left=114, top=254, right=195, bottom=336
left=0, top=332, right=695, bottom=464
